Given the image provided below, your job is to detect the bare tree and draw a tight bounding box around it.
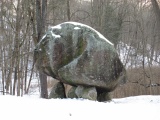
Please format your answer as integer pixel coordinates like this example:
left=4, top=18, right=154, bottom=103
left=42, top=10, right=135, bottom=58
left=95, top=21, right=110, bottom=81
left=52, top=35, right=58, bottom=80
left=151, top=0, right=160, bottom=30
left=0, top=0, right=34, bottom=96
left=35, top=0, right=48, bottom=98
left=67, top=0, right=71, bottom=21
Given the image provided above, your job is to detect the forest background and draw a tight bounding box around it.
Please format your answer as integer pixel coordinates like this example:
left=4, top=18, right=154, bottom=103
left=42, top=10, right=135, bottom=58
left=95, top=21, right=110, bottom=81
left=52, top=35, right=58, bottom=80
left=0, top=0, right=160, bottom=98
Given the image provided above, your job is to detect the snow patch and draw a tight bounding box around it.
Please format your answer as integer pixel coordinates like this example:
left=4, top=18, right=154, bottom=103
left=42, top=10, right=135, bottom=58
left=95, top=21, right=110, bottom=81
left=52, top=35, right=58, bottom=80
left=51, top=31, right=61, bottom=38
left=74, top=27, right=81, bottom=30
left=63, top=21, right=114, bottom=46
left=50, top=24, right=62, bottom=30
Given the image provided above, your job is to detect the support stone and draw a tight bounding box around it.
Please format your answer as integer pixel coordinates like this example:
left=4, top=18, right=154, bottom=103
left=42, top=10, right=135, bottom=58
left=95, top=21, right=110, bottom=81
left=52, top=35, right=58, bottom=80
left=49, top=82, right=66, bottom=99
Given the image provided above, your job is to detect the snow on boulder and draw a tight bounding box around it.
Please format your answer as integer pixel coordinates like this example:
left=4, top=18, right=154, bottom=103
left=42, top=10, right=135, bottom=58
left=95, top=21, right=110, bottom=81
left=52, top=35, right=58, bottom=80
left=34, top=22, right=126, bottom=101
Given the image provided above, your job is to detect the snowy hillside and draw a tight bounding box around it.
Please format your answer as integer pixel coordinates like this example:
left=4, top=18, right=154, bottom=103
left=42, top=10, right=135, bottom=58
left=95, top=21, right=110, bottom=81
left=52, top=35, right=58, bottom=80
left=117, top=42, right=160, bottom=68
left=0, top=95, right=160, bottom=120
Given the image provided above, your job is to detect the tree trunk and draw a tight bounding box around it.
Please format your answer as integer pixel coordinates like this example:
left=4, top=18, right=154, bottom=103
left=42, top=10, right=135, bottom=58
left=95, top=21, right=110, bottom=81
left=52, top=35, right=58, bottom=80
left=151, top=0, right=160, bottom=33
left=1, top=48, right=5, bottom=95
left=39, top=72, right=48, bottom=98
left=67, top=0, right=71, bottom=21
left=24, top=40, right=30, bottom=93
left=14, top=0, right=21, bottom=96
left=36, top=0, right=48, bottom=99
left=26, top=59, right=34, bottom=94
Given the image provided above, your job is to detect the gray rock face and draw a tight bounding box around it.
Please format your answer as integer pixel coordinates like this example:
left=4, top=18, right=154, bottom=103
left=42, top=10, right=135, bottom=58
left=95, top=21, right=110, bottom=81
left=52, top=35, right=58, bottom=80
left=34, top=22, right=126, bottom=101
left=97, top=92, right=111, bottom=102
left=49, top=82, right=66, bottom=99
left=67, top=86, right=78, bottom=98
left=75, top=86, right=97, bottom=101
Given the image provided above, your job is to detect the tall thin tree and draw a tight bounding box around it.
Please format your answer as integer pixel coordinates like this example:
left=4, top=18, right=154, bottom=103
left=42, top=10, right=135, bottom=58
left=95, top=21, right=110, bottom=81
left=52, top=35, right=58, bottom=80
left=151, top=0, right=160, bottom=34
left=36, top=0, right=48, bottom=98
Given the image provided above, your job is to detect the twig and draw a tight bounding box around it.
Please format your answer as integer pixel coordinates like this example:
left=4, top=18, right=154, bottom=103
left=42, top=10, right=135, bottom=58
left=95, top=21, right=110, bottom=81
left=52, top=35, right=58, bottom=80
left=131, top=81, right=160, bottom=88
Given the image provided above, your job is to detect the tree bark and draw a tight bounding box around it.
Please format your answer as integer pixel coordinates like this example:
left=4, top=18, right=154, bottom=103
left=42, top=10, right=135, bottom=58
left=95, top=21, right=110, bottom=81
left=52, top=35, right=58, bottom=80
left=151, top=0, right=160, bottom=32
left=67, top=0, right=71, bottom=21
left=36, top=0, right=48, bottom=99
left=39, top=72, right=48, bottom=98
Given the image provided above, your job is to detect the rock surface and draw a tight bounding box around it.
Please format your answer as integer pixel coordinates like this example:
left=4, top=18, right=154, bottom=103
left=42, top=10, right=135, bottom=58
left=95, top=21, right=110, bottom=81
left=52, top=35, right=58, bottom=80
left=97, top=92, right=111, bottom=102
left=34, top=22, right=126, bottom=101
left=49, top=82, right=66, bottom=99
left=67, top=86, right=78, bottom=98
left=75, top=86, right=97, bottom=101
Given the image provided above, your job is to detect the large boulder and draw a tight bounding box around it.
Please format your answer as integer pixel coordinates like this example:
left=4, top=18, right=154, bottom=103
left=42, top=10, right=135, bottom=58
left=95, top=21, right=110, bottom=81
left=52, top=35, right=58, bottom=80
left=34, top=22, right=126, bottom=100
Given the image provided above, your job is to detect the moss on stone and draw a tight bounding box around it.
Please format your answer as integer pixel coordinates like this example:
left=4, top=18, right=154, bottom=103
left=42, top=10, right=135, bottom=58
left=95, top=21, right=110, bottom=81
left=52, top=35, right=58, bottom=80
left=61, top=35, right=74, bottom=67
left=74, top=37, right=86, bottom=58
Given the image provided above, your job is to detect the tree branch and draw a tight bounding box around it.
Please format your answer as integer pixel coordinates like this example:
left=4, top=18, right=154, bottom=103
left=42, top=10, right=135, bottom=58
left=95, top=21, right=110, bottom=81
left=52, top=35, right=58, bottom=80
left=131, top=81, right=160, bottom=88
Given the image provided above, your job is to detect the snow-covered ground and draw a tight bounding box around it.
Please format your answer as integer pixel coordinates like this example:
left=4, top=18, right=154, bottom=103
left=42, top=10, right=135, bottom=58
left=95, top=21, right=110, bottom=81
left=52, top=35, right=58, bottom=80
left=0, top=94, right=160, bottom=120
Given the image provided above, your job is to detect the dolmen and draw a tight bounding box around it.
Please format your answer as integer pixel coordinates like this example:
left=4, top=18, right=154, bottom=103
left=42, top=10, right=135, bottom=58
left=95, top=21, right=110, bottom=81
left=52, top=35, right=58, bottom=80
left=34, top=22, right=126, bottom=102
